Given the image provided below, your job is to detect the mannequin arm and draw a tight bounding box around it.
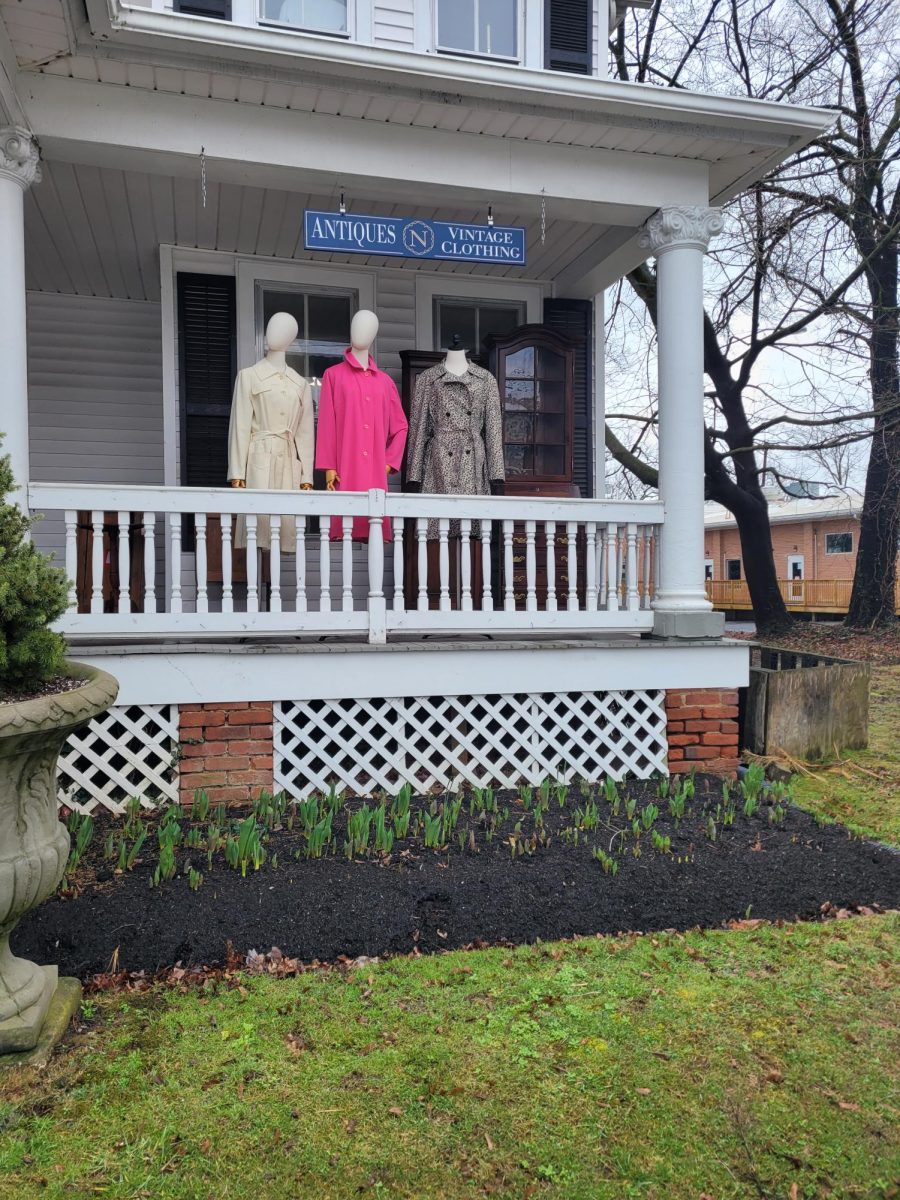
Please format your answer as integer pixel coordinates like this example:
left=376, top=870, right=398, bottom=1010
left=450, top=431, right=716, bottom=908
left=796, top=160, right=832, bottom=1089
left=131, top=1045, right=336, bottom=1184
left=484, top=374, right=506, bottom=484
left=325, top=470, right=340, bottom=491
left=227, top=370, right=252, bottom=484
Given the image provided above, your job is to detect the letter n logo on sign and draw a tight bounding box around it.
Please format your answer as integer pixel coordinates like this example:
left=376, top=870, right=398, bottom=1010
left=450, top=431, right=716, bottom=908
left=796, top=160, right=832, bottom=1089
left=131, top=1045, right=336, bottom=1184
left=402, top=221, right=435, bottom=257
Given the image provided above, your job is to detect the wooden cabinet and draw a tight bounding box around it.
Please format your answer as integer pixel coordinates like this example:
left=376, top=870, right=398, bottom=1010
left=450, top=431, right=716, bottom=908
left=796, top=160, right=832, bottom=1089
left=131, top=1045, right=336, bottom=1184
left=486, top=325, right=578, bottom=499
left=486, top=326, right=580, bottom=607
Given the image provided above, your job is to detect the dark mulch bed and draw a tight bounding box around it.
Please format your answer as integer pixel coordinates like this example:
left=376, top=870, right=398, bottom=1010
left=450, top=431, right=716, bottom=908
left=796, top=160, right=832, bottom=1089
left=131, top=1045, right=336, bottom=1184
left=15, top=776, right=900, bottom=979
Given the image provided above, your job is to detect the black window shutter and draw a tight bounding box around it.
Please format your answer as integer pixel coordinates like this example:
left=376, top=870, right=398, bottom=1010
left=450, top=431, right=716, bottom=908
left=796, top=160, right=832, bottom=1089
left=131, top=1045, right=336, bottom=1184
left=544, top=298, right=593, bottom=497
left=174, top=0, right=231, bottom=20
left=177, top=272, right=236, bottom=491
left=545, top=0, right=593, bottom=74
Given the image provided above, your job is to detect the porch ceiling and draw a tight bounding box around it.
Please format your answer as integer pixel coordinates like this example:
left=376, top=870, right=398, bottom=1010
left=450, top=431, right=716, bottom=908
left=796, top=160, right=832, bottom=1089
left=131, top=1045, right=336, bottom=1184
left=25, top=161, right=608, bottom=300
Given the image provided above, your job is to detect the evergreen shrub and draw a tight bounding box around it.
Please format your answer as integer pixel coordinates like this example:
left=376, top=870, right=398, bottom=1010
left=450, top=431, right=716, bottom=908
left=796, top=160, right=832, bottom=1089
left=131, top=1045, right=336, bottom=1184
left=0, top=440, right=69, bottom=693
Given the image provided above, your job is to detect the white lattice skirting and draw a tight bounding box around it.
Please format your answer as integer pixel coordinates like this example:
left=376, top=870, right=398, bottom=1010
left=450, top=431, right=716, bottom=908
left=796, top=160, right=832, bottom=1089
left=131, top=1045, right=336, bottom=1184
left=274, top=690, right=668, bottom=798
left=58, top=704, right=180, bottom=814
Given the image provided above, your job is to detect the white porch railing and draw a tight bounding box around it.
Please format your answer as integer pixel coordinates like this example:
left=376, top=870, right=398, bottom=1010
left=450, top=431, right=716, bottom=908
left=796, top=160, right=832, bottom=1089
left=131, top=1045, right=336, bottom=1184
left=28, top=484, right=663, bottom=643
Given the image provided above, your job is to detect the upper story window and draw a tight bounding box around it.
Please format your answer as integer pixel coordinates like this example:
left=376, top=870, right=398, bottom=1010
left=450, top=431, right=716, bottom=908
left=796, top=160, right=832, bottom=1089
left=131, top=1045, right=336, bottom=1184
left=260, top=0, right=348, bottom=34
left=437, top=0, right=518, bottom=61
left=825, top=532, right=853, bottom=554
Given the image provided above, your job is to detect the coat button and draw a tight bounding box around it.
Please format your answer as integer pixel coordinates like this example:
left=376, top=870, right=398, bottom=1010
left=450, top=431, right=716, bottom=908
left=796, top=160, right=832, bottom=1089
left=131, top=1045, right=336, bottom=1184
left=363, top=450, right=368, bottom=457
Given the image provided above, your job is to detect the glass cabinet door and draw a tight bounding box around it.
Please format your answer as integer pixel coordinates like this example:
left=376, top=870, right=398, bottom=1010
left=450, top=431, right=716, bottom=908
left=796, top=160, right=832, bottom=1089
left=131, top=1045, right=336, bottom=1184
left=493, top=330, right=574, bottom=487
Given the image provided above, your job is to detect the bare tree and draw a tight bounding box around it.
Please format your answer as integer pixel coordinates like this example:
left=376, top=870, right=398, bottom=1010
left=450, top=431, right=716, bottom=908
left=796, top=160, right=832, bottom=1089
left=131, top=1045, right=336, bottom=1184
left=605, top=0, right=899, bottom=633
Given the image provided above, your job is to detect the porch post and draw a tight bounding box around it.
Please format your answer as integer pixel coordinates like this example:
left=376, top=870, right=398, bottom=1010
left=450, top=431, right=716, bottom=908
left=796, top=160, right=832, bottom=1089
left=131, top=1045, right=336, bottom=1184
left=0, top=127, right=41, bottom=504
left=639, top=206, right=725, bottom=639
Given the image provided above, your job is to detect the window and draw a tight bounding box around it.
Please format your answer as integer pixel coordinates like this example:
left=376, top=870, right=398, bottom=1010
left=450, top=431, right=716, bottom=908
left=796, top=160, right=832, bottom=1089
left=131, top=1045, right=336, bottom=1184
left=705, top=560, right=714, bottom=581
left=726, top=559, right=741, bottom=581
left=437, top=0, right=518, bottom=59
left=257, top=284, right=356, bottom=393
left=826, top=532, right=853, bottom=554
left=260, top=0, right=348, bottom=34
left=434, top=297, right=525, bottom=353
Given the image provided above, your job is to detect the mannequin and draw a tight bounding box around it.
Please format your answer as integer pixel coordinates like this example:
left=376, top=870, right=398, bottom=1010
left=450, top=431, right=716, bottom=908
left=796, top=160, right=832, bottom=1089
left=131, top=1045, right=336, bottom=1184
left=315, top=310, right=408, bottom=540
left=227, top=311, right=315, bottom=549
left=406, top=336, right=505, bottom=521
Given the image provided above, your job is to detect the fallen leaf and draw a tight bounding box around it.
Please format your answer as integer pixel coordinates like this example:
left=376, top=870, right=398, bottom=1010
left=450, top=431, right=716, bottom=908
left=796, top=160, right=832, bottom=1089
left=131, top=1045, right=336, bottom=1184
left=790, top=1185, right=799, bottom=1200
left=199, top=1138, right=211, bottom=1154
left=838, top=1100, right=860, bottom=1111
left=635, top=1088, right=652, bottom=1096
left=388, top=1106, right=403, bottom=1117
left=766, top=1070, right=784, bottom=1084
left=484, top=1133, right=495, bottom=1151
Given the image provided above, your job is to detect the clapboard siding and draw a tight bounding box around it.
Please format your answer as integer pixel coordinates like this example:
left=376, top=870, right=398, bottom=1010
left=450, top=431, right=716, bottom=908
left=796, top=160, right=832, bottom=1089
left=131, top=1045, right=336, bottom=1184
left=374, top=271, right=417, bottom=383
left=27, top=292, right=164, bottom=559
left=373, top=0, right=415, bottom=50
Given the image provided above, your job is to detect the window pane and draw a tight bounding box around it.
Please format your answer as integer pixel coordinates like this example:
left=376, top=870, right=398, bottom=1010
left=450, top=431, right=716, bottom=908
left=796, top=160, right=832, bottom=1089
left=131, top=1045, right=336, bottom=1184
left=826, top=532, right=852, bottom=553
left=536, top=446, right=564, bottom=476
left=536, top=347, right=565, bottom=381
left=505, top=380, right=534, bottom=410
left=437, top=302, right=478, bottom=351
left=477, top=303, right=523, bottom=347
left=506, top=347, right=534, bottom=378
left=262, top=289, right=305, bottom=334
left=308, top=294, right=352, bottom=350
left=535, top=415, right=565, bottom=445
left=438, top=0, right=475, bottom=50
left=505, top=445, right=533, bottom=475
left=263, top=0, right=347, bottom=30
left=727, top=560, right=741, bottom=580
left=479, top=0, right=516, bottom=57
left=505, top=414, right=533, bottom=444
left=535, top=380, right=565, bottom=413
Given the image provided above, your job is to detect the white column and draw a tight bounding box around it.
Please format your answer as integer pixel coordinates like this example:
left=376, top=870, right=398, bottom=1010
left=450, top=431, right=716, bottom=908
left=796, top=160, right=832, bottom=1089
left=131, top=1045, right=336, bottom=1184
left=592, top=291, right=606, bottom=497
left=0, top=127, right=41, bottom=505
left=639, top=205, right=725, bottom=639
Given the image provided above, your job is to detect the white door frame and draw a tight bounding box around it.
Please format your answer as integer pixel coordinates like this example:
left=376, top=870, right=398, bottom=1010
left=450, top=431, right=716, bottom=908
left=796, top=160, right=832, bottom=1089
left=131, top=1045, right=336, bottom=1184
left=787, top=554, right=805, bottom=580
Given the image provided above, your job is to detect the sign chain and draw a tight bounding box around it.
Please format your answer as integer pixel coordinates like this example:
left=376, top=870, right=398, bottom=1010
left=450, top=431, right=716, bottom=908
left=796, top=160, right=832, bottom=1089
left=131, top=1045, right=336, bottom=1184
left=200, top=146, right=207, bottom=210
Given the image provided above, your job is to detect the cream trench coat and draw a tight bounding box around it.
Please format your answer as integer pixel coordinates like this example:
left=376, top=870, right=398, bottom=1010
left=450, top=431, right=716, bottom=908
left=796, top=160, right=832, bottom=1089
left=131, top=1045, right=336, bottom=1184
left=227, top=359, right=315, bottom=550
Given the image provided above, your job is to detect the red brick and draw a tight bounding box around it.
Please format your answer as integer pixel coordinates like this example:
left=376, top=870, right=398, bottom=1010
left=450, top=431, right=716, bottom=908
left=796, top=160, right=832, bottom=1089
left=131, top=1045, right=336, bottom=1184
left=667, top=747, right=685, bottom=760
left=203, top=724, right=251, bottom=742
left=206, top=755, right=252, bottom=772
left=668, top=706, right=707, bottom=722
left=684, top=719, right=720, bottom=733
left=179, top=758, right=213, bottom=774
left=179, top=741, right=210, bottom=758
left=227, top=770, right=270, bottom=786
left=681, top=690, right=731, bottom=706
left=228, top=740, right=270, bottom=756
left=183, top=771, right=227, bottom=787
left=684, top=745, right=723, bottom=760
left=668, top=761, right=694, bottom=775
left=703, top=731, right=739, bottom=747
left=251, top=755, right=274, bottom=770
left=702, top=705, right=740, bottom=720
left=206, top=786, right=256, bottom=804
left=667, top=720, right=684, bottom=733
left=718, top=719, right=739, bottom=735
left=248, top=702, right=273, bottom=710
left=180, top=710, right=225, bottom=730
left=668, top=733, right=699, bottom=747
left=225, top=708, right=273, bottom=726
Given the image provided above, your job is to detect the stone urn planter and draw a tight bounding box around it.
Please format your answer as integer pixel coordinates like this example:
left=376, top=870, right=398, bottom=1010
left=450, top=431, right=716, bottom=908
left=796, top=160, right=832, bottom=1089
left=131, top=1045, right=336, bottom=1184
left=0, top=662, right=118, bottom=1056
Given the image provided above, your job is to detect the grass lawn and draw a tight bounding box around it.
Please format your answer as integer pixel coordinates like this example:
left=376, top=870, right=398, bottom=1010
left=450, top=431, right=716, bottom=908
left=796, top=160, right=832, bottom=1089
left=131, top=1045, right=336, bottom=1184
left=1, top=915, right=898, bottom=1200
left=789, top=666, right=900, bottom=844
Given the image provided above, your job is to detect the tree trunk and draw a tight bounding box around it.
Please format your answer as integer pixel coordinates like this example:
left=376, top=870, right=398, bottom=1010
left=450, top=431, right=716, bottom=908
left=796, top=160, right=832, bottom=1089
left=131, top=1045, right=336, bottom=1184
left=846, top=246, right=900, bottom=628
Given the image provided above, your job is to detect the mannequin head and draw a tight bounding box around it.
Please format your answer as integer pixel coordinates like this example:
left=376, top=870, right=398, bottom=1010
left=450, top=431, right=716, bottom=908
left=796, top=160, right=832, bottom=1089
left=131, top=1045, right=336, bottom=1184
left=350, top=310, right=379, bottom=351
left=265, top=312, right=299, bottom=354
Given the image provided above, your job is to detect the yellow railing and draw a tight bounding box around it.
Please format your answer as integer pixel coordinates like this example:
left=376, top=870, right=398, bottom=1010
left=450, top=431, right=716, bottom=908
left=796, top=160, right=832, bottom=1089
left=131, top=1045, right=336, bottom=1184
left=706, top=578, right=900, bottom=614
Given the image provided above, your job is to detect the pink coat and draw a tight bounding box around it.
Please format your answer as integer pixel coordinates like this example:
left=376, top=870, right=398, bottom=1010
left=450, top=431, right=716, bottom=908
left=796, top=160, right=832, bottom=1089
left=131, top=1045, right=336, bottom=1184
left=315, top=349, right=408, bottom=540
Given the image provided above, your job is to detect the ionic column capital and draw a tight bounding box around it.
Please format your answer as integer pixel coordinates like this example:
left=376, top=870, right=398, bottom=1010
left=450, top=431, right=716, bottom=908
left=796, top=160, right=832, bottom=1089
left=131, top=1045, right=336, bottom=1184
left=0, top=126, right=41, bottom=190
left=638, top=205, right=723, bottom=256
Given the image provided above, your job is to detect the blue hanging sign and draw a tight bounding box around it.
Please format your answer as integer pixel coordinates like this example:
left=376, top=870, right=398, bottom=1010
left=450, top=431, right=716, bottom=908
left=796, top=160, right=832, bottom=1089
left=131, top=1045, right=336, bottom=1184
left=304, top=210, right=527, bottom=266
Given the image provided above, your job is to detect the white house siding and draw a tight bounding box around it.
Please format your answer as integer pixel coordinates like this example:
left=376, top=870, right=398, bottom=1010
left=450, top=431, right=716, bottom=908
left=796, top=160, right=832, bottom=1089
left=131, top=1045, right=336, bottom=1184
left=373, top=0, right=416, bottom=51
left=26, top=292, right=164, bottom=559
